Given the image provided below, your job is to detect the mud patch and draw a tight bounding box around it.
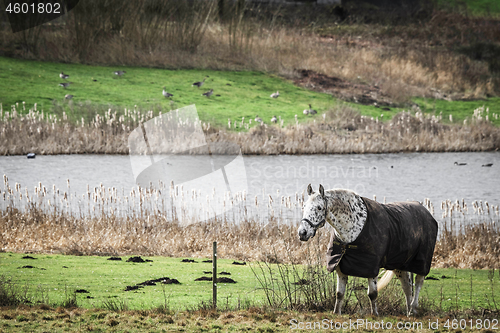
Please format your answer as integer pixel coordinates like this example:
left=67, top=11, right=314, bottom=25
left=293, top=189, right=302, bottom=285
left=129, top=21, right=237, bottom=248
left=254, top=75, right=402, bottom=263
left=126, top=256, right=152, bottom=263
left=124, top=285, right=142, bottom=291
left=136, top=277, right=181, bottom=287
left=181, top=259, right=196, bottom=263
left=195, top=276, right=237, bottom=283
left=18, top=265, right=35, bottom=269
left=293, top=69, right=394, bottom=107
left=75, top=289, right=90, bottom=293
left=220, top=272, right=231, bottom=276
left=107, top=257, right=122, bottom=261
left=21, top=255, right=36, bottom=259
left=232, top=261, right=246, bottom=265
left=195, top=276, right=212, bottom=281
left=202, top=259, right=212, bottom=263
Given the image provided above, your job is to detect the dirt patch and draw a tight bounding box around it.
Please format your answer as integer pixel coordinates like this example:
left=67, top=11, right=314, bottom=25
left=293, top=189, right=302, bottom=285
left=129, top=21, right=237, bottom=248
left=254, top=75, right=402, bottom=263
left=21, top=255, right=37, bottom=259
left=293, top=69, right=394, bottom=107
left=232, top=261, right=246, bottom=265
left=107, top=257, right=122, bottom=261
left=181, top=259, right=196, bottom=263
left=124, top=285, right=142, bottom=291
left=195, top=276, right=237, bottom=283
left=75, top=289, right=90, bottom=293
left=202, top=259, right=212, bottom=263
left=220, top=272, right=231, bottom=275
left=18, top=265, right=35, bottom=269
left=126, top=256, right=152, bottom=263
left=137, top=277, right=180, bottom=286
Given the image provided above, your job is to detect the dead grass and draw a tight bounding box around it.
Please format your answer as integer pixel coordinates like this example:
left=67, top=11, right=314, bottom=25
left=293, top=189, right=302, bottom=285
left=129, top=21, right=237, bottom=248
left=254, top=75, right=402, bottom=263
left=1, top=103, right=499, bottom=155
left=0, top=171, right=498, bottom=268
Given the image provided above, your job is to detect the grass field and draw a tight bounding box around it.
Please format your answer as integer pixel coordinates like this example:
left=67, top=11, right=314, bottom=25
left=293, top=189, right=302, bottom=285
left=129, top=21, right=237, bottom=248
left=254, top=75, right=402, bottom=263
left=0, top=56, right=352, bottom=129
left=2, top=56, right=500, bottom=130
left=1, top=252, right=499, bottom=313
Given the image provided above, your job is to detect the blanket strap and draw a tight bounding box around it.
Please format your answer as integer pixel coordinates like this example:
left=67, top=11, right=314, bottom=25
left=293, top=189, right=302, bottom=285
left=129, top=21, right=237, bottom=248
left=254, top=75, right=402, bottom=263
left=330, top=240, right=358, bottom=250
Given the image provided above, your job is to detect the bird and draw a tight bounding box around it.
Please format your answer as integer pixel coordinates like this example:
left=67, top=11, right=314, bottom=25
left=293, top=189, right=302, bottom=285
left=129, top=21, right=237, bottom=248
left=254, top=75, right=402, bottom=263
left=162, top=87, right=173, bottom=98
left=59, top=72, right=69, bottom=79
left=270, top=91, right=279, bottom=98
left=192, top=76, right=209, bottom=88
left=271, top=115, right=277, bottom=123
left=255, top=115, right=263, bottom=123
left=454, top=162, right=467, bottom=166
left=308, top=104, right=317, bottom=115
left=303, top=109, right=309, bottom=115
left=482, top=163, right=493, bottom=167
left=202, top=89, right=213, bottom=98
left=59, top=82, right=72, bottom=88
left=27, top=153, right=36, bottom=159
left=65, top=94, right=73, bottom=99
left=114, top=70, right=126, bottom=76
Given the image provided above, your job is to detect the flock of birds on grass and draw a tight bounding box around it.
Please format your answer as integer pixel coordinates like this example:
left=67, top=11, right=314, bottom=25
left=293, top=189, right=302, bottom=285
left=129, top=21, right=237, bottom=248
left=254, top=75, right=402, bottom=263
left=57, top=71, right=319, bottom=125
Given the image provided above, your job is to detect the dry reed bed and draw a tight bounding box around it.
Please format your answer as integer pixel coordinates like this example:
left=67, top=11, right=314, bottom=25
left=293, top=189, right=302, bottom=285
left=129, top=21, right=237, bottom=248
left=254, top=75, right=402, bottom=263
left=1, top=173, right=498, bottom=269
left=1, top=103, right=499, bottom=155
left=1, top=1, right=499, bottom=101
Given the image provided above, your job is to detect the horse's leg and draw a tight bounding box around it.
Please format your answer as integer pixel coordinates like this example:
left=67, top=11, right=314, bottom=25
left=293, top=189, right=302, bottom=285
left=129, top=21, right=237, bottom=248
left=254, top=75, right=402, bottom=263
left=367, top=277, right=379, bottom=316
left=395, top=270, right=413, bottom=316
left=334, top=267, right=348, bottom=315
left=410, top=274, right=425, bottom=316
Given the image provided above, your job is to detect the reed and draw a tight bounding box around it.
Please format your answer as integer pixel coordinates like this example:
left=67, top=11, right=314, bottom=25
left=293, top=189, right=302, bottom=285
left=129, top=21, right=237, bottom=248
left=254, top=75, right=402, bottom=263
left=1, top=103, right=499, bottom=155
left=1, top=174, right=498, bottom=269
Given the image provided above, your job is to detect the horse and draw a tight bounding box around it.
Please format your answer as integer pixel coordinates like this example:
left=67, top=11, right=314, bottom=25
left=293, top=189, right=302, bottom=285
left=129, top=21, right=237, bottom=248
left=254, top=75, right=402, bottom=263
left=298, top=184, right=438, bottom=316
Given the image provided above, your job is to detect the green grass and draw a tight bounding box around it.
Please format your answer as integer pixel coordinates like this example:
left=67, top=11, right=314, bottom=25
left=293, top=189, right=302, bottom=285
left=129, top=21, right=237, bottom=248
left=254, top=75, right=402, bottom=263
left=1, top=252, right=499, bottom=312
left=1, top=56, right=499, bottom=129
left=0, top=56, right=344, bottom=129
left=0, top=252, right=262, bottom=310
left=438, top=0, right=500, bottom=16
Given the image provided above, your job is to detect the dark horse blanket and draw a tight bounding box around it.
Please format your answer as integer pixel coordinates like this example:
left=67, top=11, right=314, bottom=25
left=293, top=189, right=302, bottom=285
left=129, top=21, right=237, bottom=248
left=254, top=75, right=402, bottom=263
left=326, top=197, right=438, bottom=278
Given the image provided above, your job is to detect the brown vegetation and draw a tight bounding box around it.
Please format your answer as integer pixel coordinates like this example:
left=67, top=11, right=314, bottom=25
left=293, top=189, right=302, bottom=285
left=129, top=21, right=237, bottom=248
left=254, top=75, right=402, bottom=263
left=1, top=174, right=498, bottom=269
left=1, top=1, right=500, bottom=103
left=1, top=103, right=499, bottom=155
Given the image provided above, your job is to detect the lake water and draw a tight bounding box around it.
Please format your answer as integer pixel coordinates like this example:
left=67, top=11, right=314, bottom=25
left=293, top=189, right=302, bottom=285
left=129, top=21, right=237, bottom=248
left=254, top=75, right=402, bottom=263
left=1, top=152, right=499, bottom=222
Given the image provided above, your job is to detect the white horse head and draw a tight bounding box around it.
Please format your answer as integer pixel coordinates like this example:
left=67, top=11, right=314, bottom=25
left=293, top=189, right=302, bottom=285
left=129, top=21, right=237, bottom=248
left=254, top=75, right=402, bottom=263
left=298, top=184, right=327, bottom=241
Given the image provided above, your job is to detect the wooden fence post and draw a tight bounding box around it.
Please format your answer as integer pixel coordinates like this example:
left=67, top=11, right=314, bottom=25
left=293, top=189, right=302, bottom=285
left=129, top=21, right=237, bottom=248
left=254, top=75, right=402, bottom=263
left=213, top=241, right=217, bottom=308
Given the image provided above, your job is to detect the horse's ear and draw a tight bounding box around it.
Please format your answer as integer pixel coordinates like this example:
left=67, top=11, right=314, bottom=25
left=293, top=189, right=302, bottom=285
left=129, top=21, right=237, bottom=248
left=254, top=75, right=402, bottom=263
left=307, top=184, right=313, bottom=196
left=319, top=184, right=325, bottom=197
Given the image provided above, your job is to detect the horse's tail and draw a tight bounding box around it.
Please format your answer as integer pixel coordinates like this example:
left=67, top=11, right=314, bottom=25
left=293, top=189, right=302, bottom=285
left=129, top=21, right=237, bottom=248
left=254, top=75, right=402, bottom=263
left=377, top=270, right=395, bottom=291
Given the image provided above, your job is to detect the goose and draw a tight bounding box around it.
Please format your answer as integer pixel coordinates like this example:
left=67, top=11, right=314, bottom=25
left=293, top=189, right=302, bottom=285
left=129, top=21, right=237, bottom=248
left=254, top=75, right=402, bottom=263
left=271, top=115, right=277, bottom=123
left=202, top=89, right=213, bottom=98
left=270, top=91, right=279, bottom=98
left=60, top=72, right=69, bottom=79
left=65, top=94, right=73, bottom=99
left=162, top=87, right=173, bottom=98
left=303, top=109, right=309, bottom=115
left=255, top=115, right=263, bottom=123
left=454, top=162, right=467, bottom=166
left=482, top=163, right=493, bottom=167
left=308, top=104, right=317, bottom=115
left=193, top=76, right=209, bottom=88
left=114, top=70, right=126, bottom=76
left=59, top=82, right=72, bottom=88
